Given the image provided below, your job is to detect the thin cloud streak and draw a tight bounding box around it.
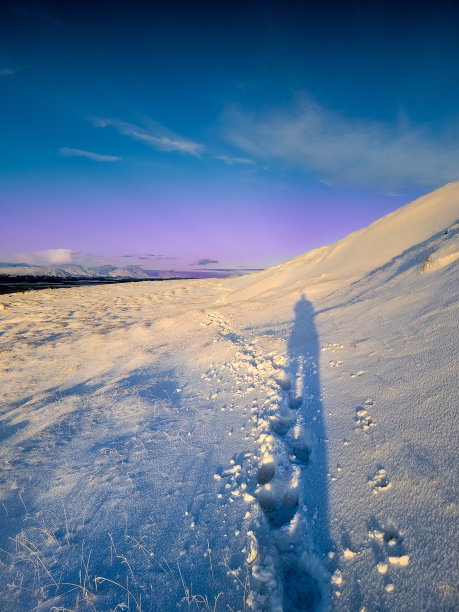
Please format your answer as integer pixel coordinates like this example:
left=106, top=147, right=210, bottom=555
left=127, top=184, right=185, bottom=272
left=60, top=147, right=121, bottom=162
left=92, top=117, right=205, bottom=158
left=221, top=96, right=459, bottom=189
left=194, top=258, right=219, bottom=265
left=215, top=154, right=255, bottom=166
left=0, top=249, right=78, bottom=265
left=0, top=66, right=23, bottom=76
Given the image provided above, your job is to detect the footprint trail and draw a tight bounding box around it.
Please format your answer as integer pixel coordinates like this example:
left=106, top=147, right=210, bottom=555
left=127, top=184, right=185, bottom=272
left=202, top=298, right=331, bottom=610
left=247, top=296, right=330, bottom=610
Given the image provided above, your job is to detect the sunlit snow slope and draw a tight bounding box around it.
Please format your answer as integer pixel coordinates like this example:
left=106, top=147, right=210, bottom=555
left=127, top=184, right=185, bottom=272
left=0, top=182, right=458, bottom=611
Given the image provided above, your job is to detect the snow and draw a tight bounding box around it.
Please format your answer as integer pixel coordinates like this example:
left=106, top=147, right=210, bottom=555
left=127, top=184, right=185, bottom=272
left=0, top=264, right=97, bottom=278
left=0, top=264, right=150, bottom=279
left=0, top=182, right=458, bottom=611
left=107, top=265, right=149, bottom=279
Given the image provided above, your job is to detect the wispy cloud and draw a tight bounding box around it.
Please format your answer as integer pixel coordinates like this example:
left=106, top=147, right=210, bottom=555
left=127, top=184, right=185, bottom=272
left=91, top=117, right=205, bottom=158
left=214, top=154, right=255, bottom=166
left=0, top=65, right=23, bottom=76
left=221, top=95, right=459, bottom=190
left=0, top=249, right=78, bottom=265
left=0, top=251, right=181, bottom=269
left=192, top=258, right=219, bottom=266
left=60, top=147, right=121, bottom=162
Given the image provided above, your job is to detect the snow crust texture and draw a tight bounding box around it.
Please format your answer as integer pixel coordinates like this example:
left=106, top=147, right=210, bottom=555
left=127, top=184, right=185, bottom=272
left=0, top=182, right=458, bottom=611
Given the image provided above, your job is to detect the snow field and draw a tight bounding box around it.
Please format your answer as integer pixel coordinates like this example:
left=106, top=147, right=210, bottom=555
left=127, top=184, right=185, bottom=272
left=0, top=182, right=458, bottom=610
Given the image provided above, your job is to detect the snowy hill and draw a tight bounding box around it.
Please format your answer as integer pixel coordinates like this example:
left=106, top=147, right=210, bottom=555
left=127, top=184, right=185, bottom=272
left=0, top=183, right=458, bottom=611
left=0, top=263, right=150, bottom=279
left=226, top=181, right=459, bottom=301
left=107, top=265, right=150, bottom=279
left=0, top=264, right=98, bottom=278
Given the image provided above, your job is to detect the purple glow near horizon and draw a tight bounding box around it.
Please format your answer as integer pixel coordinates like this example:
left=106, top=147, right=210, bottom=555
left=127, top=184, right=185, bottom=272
left=0, top=180, right=421, bottom=269
left=1, top=2, right=457, bottom=271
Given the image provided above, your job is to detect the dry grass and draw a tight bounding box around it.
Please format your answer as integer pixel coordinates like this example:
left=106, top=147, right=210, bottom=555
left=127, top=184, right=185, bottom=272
left=0, top=506, right=251, bottom=611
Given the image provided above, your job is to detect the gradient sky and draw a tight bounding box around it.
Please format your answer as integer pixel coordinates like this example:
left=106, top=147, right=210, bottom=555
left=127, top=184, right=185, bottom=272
left=1, top=0, right=459, bottom=269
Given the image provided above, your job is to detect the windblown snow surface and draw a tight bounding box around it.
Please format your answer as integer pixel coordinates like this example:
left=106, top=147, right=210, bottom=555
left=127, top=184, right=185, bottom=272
left=0, top=182, right=458, bottom=611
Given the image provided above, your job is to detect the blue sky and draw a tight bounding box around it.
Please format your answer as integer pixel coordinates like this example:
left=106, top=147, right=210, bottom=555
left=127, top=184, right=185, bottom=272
left=1, top=0, right=458, bottom=268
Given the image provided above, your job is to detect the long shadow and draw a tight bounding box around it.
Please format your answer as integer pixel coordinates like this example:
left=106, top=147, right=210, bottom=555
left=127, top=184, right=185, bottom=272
left=283, top=295, right=332, bottom=610
left=256, top=296, right=331, bottom=609
left=288, top=295, right=330, bottom=545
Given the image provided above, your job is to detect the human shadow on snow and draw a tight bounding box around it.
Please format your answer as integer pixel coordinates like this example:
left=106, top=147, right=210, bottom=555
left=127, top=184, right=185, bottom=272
left=260, top=295, right=332, bottom=611
left=288, top=295, right=331, bottom=609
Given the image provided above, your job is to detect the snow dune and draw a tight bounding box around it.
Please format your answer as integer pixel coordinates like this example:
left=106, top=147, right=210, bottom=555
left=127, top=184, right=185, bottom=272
left=0, top=182, right=458, bottom=611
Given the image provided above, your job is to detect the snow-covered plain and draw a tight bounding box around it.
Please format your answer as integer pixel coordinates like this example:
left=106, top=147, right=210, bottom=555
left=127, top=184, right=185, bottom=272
left=0, top=182, right=458, bottom=611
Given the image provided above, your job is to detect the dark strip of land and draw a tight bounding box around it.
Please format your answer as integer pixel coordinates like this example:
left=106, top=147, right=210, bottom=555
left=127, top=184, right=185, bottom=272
left=0, top=276, right=190, bottom=295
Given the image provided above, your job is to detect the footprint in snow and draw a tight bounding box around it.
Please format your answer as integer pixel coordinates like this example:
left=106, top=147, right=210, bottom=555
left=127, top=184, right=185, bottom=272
left=288, top=425, right=312, bottom=465
left=256, top=481, right=300, bottom=528
left=288, top=391, right=303, bottom=410
left=381, top=525, right=403, bottom=547
left=354, top=406, right=376, bottom=432
left=283, top=560, right=323, bottom=611
left=369, top=522, right=409, bottom=573
left=270, top=414, right=295, bottom=436
left=257, top=458, right=276, bottom=485
left=275, top=374, right=291, bottom=390
left=369, top=468, right=391, bottom=494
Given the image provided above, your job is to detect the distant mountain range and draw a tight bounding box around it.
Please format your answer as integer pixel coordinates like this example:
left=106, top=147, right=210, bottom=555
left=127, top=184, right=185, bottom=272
left=0, top=263, right=262, bottom=281
left=0, top=263, right=152, bottom=279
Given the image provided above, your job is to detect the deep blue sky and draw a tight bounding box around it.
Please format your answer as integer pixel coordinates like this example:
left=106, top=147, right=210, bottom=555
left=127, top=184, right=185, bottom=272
left=1, top=0, right=458, bottom=268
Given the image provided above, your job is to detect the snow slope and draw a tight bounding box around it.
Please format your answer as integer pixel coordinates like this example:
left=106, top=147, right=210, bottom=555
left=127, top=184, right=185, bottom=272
left=0, top=182, right=458, bottom=611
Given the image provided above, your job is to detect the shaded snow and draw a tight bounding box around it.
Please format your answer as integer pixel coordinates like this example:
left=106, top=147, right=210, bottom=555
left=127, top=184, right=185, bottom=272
left=0, top=182, right=458, bottom=611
